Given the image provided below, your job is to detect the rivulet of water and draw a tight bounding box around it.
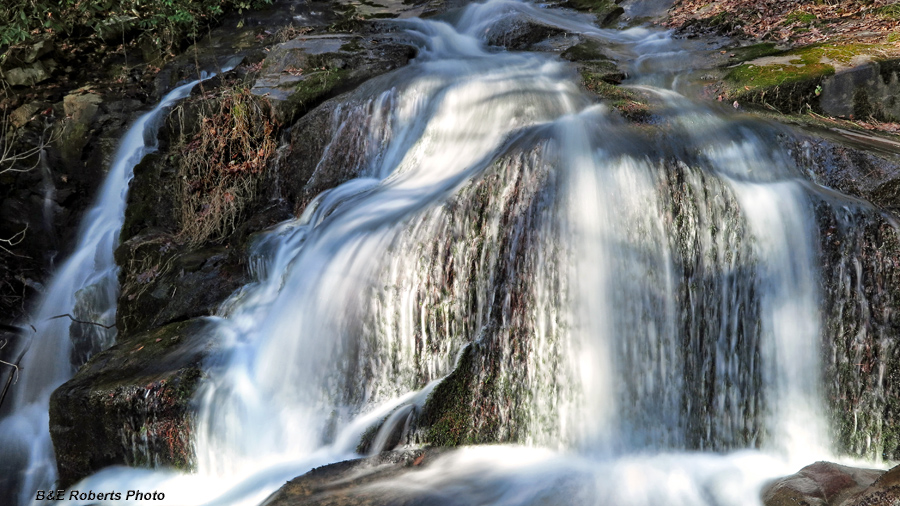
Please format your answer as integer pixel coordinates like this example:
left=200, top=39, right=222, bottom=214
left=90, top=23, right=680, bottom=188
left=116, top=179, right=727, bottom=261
left=24, top=0, right=898, bottom=505
left=0, top=77, right=210, bottom=506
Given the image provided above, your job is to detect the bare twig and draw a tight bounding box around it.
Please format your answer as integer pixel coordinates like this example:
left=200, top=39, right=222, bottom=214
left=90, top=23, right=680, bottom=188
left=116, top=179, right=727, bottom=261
left=0, top=340, right=20, bottom=383
left=47, top=313, right=116, bottom=329
left=0, top=109, right=59, bottom=176
left=0, top=223, right=28, bottom=256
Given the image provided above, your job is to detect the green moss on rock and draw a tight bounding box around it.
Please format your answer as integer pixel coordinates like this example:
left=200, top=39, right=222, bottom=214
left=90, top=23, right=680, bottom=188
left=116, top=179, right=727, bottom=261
left=417, top=344, right=477, bottom=446
left=728, top=43, right=781, bottom=62
left=580, top=71, right=651, bottom=121
left=561, top=39, right=610, bottom=62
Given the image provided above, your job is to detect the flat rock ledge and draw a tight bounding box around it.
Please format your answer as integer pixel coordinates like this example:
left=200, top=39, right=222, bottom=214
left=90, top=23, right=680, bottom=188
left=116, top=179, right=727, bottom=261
left=763, top=461, right=900, bottom=506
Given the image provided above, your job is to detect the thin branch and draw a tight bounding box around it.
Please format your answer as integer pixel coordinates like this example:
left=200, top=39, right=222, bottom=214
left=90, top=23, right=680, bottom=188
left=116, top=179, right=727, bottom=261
left=0, top=107, right=62, bottom=176
left=47, top=313, right=117, bottom=329
left=0, top=340, right=20, bottom=384
left=0, top=224, right=28, bottom=256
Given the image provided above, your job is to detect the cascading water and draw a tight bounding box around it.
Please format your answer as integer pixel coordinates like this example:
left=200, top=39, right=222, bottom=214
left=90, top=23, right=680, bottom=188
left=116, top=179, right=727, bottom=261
left=19, top=0, right=899, bottom=505
left=0, top=78, right=209, bottom=506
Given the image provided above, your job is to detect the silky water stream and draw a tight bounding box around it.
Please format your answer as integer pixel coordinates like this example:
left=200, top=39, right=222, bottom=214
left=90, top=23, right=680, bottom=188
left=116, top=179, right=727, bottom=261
left=5, top=0, right=895, bottom=504
left=0, top=77, right=215, bottom=505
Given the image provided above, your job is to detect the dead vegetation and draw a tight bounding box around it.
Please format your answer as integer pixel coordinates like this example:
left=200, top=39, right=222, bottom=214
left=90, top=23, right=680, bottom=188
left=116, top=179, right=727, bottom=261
left=667, top=0, right=900, bottom=45
left=176, top=85, right=278, bottom=245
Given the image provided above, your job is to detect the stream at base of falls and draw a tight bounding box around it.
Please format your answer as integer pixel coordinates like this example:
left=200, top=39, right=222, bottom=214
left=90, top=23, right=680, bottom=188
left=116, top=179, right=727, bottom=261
left=3, top=0, right=895, bottom=505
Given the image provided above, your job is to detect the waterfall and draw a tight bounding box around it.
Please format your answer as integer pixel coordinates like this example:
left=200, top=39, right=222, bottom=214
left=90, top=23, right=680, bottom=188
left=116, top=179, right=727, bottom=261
left=20, top=0, right=898, bottom=505
left=0, top=78, right=207, bottom=505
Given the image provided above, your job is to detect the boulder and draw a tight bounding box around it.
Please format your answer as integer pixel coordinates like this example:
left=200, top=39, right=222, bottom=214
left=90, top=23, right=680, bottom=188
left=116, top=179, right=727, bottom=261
left=262, top=449, right=449, bottom=506
left=820, top=59, right=900, bottom=122
left=49, top=319, right=217, bottom=488
left=761, top=461, right=883, bottom=506
left=94, top=15, right=140, bottom=42
left=114, top=232, right=248, bottom=337
left=0, top=35, right=55, bottom=68
left=3, top=60, right=55, bottom=87
left=480, top=13, right=568, bottom=50
left=63, top=91, right=103, bottom=125
left=845, top=464, right=900, bottom=506
left=250, top=34, right=415, bottom=125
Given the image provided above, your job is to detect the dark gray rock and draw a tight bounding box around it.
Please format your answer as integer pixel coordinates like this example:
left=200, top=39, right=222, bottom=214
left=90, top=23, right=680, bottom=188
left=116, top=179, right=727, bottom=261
left=250, top=34, right=416, bottom=125
left=49, top=319, right=216, bottom=488
left=820, top=59, right=900, bottom=122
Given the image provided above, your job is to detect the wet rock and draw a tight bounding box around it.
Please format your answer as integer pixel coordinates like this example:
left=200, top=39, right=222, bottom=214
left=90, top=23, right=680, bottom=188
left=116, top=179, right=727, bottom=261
left=262, top=449, right=449, bottom=506
left=562, top=0, right=625, bottom=27
left=276, top=94, right=382, bottom=215
left=70, top=283, right=118, bottom=366
left=49, top=319, right=217, bottom=488
left=115, top=233, right=247, bottom=337
left=250, top=34, right=415, bottom=124
left=481, top=13, right=567, bottom=50
left=761, top=462, right=883, bottom=506
left=787, top=131, right=900, bottom=213
left=786, top=129, right=900, bottom=461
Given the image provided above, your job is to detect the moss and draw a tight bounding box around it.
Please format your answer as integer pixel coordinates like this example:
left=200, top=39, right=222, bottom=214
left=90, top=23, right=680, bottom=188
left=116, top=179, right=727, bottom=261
left=287, top=68, right=351, bottom=109
left=356, top=421, right=383, bottom=454
left=728, top=43, right=781, bottom=62
left=329, top=4, right=365, bottom=32
left=561, top=39, right=610, bottom=62
left=784, top=11, right=817, bottom=25
left=580, top=71, right=651, bottom=121
left=339, top=38, right=363, bottom=53
left=725, top=45, right=835, bottom=89
left=418, top=344, right=476, bottom=446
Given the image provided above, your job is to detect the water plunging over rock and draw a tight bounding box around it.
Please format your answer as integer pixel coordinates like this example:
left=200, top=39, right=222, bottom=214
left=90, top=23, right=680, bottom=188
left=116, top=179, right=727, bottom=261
left=20, top=0, right=900, bottom=505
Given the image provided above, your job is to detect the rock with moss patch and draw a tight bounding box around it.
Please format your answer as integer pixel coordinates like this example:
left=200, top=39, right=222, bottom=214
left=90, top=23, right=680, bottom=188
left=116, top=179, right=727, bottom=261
left=115, top=233, right=247, bottom=337
left=250, top=34, right=415, bottom=124
left=480, top=13, right=568, bottom=50
left=720, top=44, right=900, bottom=116
left=820, top=59, right=900, bottom=122
left=49, top=319, right=217, bottom=488
left=262, top=449, right=449, bottom=506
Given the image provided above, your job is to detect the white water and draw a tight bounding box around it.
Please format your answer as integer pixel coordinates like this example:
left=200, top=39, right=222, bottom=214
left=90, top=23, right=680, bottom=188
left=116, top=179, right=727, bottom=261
left=8, top=1, right=881, bottom=505
left=0, top=78, right=207, bottom=506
